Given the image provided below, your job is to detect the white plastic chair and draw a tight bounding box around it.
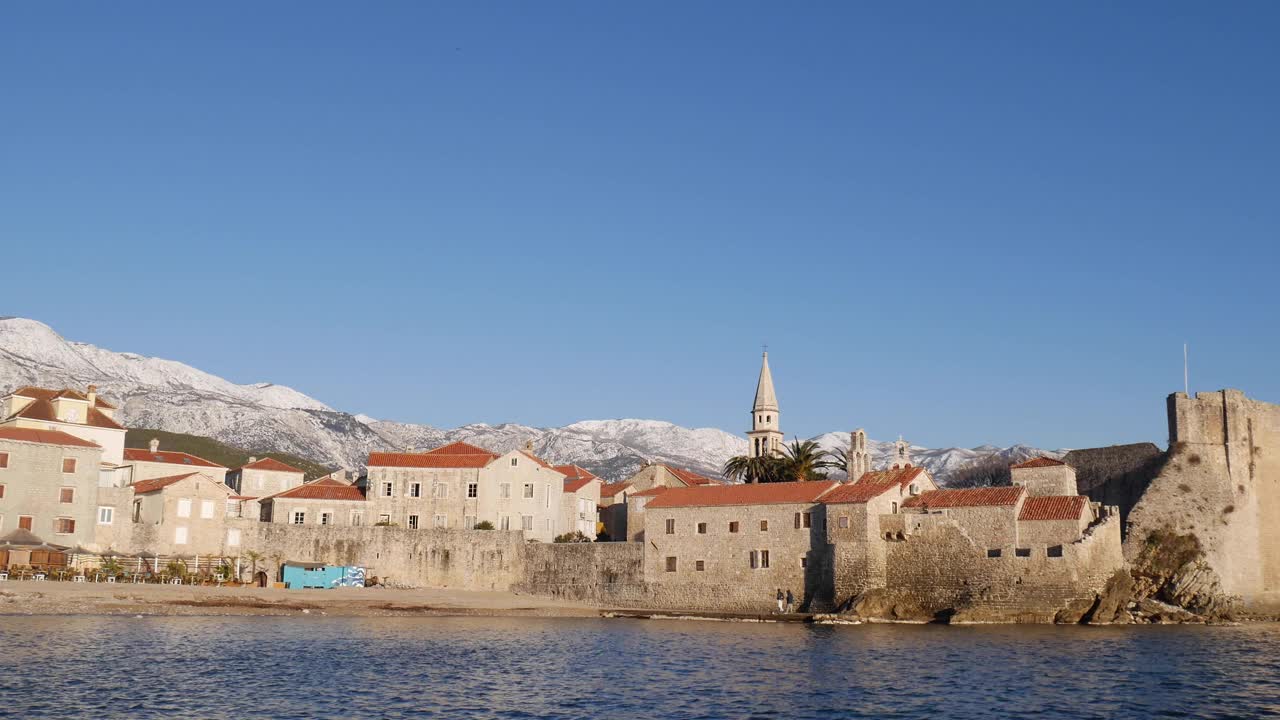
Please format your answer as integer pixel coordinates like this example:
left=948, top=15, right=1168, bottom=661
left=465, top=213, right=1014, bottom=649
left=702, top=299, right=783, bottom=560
left=72, top=575, right=85, bottom=583
left=33, top=574, right=46, bottom=582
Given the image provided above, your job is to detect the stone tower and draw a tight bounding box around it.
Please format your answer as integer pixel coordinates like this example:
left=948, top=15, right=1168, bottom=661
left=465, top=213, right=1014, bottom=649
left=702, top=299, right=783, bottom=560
left=846, top=428, right=871, bottom=482
left=890, top=436, right=912, bottom=469
left=747, top=352, right=783, bottom=459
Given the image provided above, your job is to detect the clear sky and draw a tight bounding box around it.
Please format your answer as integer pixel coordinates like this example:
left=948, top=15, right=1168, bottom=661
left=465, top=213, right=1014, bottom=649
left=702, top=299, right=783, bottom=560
left=3, top=3, right=1278, bottom=450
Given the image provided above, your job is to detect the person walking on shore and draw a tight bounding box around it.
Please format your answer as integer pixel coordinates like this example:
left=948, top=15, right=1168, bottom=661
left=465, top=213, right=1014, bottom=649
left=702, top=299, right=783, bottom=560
left=785, top=589, right=795, bottom=614
left=776, top=588, right=785, bottom=613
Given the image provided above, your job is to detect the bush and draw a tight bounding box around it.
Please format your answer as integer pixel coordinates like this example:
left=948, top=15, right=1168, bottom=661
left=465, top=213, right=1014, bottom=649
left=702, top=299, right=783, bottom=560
left=473, top=520, right=495, bottom=530
left=554, top=531, right=594, bottom=543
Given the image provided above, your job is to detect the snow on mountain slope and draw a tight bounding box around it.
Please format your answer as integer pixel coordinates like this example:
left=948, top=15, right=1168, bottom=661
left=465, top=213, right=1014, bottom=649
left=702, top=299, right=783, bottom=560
left=0, top=317, right=1061, bottom=482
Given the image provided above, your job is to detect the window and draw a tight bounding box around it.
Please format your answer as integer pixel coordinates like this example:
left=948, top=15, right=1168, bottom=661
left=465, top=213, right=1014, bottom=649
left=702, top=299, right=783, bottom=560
left=292, top=511, right=306, bottom=525
left=351, top=511, right=363, bottom=526
left=18, top=516, right=32, bottom=531
left=434, top=514, right=447, bottom=528
left=729, top=521, right=739, bottom=533
left=0, top=484, right=4, bottom=499
left=382, top=482, right=393, bottom=497
left=467, top=483, right=478, bottom=498
left=987, top=549, right=1002, bottom=558
left=697, top=522, right=707, bottom=534
left=174, top=526, right=187, bottom=544
left=801, top=557, right=808, bottom=569
left=227, top=528, right=241, bottom=546
left=132, top=502, right=141, bottom=523
left=410, top=482, right=422, bottom=498
left=320, top=512, right=332, bottom=526
left=510, top=457, right=518, bottom=467
left=695, top=560, right=705, bottom=571
left=665, top=519, right=676, bottom=535
left=464, top=515, right=476, bottom=530
left=59, top=487, right=75, bottom=504
left=794, top=512, right=801, bottom=529
left=97, top=507, right=114, bottom=525
left=62, top=458, right=76, bottom=474
left=838, top=516, right=850, bottom=529
left=433, top=483, right=448, bottom=499
left=891, top=502, right=898, bottom=514
left=226, top=499, right=242, bottom=518
left=760, top=520, right=769, bottom=531
left=521, top=515, right=533, bottom=531
left=760, top=550, right=770, bottom=568
left=909, top=483, right=919, bottom=496
left=500, top=516, right=511, bottom=530
left=177, top=498, right=192, bottom=518
left=201, top=500, right=215, bottom=519
left=408, top=514, right=420, bottom=530
left=378, top=514, right=391, bottom=524
left=1048, top=545, right=1064, bottom=558
left=1015, top=548, right=1031, bottom=558
left=51, top=517, right=74, bottom=534
left=665, top=556, right=677, bottom=572
left=523, top=483, right=535, bottom=499
left=500, top=483, right=511, bottom=499
left=749, top=550, right=758, bottom=569
left=0, top=452, right=8, bottom=468
left=802, top=512, right=812, bottom=529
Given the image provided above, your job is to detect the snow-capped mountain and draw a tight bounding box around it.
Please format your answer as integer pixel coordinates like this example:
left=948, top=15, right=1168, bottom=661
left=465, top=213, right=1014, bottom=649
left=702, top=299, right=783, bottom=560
left=0, top=317, right=1060, bottom=483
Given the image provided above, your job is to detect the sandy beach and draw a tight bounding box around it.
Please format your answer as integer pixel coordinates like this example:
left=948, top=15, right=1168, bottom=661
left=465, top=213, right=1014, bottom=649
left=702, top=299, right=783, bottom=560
left=0, top=579, right=602, bottom=618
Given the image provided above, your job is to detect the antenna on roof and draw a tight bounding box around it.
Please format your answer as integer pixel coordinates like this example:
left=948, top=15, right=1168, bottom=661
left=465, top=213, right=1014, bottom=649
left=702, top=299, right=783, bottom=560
left=1183, top=343, right=1189, bottom=396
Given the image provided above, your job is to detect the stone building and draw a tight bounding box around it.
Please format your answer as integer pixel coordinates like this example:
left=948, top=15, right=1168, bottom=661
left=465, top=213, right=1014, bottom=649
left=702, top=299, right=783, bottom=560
left=1010, top=457, right=1078, bottom=496
left=612, top=463, right=724, bottom=542
left=260, top=477, right=367, bottom=527
left=122, top=472, right=236, bottom=556
left=641, top=481, right=840, bottom=610
left=1, top=385, right=126, bottom=466
left=0, top=426, right=102, bottom=548
left=365, top=441, right=566, bottom=542
left=556, top=465, right=601, bottom=538
left=120, top=439, right=229, bottom=487
left=226, top=456, right=306, bottom=520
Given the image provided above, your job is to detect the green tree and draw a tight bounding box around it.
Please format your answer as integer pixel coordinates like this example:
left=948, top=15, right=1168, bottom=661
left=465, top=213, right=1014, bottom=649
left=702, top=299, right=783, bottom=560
left=774, top=439, right=830, bottom=482
left=722, top=454, right=780, bottom=484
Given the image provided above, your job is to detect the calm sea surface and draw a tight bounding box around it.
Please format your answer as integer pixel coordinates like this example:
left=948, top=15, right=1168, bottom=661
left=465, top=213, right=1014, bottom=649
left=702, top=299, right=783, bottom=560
left=0, top=616, right=1276, bottom=719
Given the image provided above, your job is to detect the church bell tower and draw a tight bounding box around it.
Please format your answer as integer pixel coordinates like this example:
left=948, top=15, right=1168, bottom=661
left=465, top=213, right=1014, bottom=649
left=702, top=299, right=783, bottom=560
left=747, top=352, right=784, bottom=459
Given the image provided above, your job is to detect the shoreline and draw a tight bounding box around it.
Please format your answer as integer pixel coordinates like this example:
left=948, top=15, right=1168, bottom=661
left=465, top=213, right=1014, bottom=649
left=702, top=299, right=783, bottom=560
left=0, top=581, right=1271, bottom=625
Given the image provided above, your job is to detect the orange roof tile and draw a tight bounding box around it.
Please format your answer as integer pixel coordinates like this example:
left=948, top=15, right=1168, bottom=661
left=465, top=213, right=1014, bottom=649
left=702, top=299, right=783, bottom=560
left=262, top=477, right=366, bottom=502
left=822, top=479, right=901, bottom=505
left=131, top=472, right=207, bottom=494
left=368, top=440, right=501, bottom=469
left=664, top=465, right=721, bottom=486
left=1019, top=495, right=1087, bottom=521
left=5, top=397, right=125, bottom=430
left=124, top=447, right=225, bottom=469
left=428, top=441, right=493, bottom=456
left=600, top=481, right=632, bottom=498
left=1011, top=457, right=1066, bottom=469
left=645, top=480, right=839, bottom=509
left=629, top=486, right=670, bottom=498
left=902, top=487, right=1024, bottom=510
left=852, top=465, right=926, bottom=490
left=0, top=426, right=102, bottom=449
left=238, top=457, right=304, bottom=474
left=561, top=467, right=599, bottom=494
left=555, top=465, right=598, bottom=480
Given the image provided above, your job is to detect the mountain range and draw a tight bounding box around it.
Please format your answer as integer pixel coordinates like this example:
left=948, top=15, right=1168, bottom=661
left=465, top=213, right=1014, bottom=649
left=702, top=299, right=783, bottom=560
left=0, top=317, right=1060, bottom=483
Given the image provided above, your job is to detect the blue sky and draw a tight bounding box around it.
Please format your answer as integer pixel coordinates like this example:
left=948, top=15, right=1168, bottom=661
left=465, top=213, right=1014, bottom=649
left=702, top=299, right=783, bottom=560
left=3, top=3, right=1278, bottom=449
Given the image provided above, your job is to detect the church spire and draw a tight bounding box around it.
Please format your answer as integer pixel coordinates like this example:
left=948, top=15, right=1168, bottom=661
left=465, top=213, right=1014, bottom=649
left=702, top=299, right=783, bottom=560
left=747, top=351, right=783, bottom=459
left=753, top=351, right=778, bottom=412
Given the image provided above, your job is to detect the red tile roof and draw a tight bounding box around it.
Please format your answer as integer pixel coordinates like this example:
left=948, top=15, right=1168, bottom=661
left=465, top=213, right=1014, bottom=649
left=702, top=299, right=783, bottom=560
left=822, top=479, right=901, bottom=505
left=664, top=465, right=721, bottom=486
left=1019, top=495, right=1087, bottom=521
left=902, top=487, right=1025, bottom=510
left=853, top=465, right=927, bottom=489
left=0, top=426, right=102, bottom=449
left=131, top=472, right=207, bottom=494
left=5, top=397, right=125, bottom=430
left=238, top=457, right=304, bottom=474
left=556, top=465, right=600, bottom=493
left=1011, top=457, right=1066, bottom=469
left=124, top=448, right=225, bottom=469
left=629, top=486, right=670, bottom=498
left=645, top=480, right=839, bottom=509
left=368, top=440, right=499, bottom=469
left=600, top=481, right=632, bottom=498
left=262, top=478, right=366, bottom=502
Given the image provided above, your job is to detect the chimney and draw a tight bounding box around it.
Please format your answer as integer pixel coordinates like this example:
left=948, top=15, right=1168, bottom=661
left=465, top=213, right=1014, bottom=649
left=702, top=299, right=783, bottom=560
left=149, top=438, right=159, bottom=453
left=87, top=385, right=97, bottom=406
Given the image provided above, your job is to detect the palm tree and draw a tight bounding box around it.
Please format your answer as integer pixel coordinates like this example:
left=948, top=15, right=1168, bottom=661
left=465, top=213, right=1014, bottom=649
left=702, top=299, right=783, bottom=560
left=722, top=454, right=777, bottom=484
left=774, top=439, right=830, bottom=482
left=825, top=447, right=849, bottom=477
left=245, top=550, right=263, bottom=583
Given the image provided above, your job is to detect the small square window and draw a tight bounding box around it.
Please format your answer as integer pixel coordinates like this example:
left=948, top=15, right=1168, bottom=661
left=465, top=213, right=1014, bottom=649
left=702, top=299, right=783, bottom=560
left=1047, top=545, right=1064, bottom=558
left=987, top=549, right=1002, bottom=558
left=59, top=487, right=75, bottom=503
left=0, top=452, right=8, bottom=469
left=62, top=458, right=77, bottom=474
left=53, top=517, right=75, bottom=534
left=665, top=556, right=677, bottom=572
left=97, top=506, right=114, bottom=525
left=696, top=522, right=707, bottom=534
left=467, top=483, right=478, bottom=498
left=695, top=560, right=705, bottom=572
left=665, top=518, right=675, bottom=535
left=292, top=511, right=306, bottom=525
left=729, top=521, right=739, bottom=533
left=800, top=557, right=808, bottom=569
left=838, top=516, right=849, bottom=529
left=760, top=520, right=769, bottom=531
left=1015, top=548, right=1031, bottom=558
